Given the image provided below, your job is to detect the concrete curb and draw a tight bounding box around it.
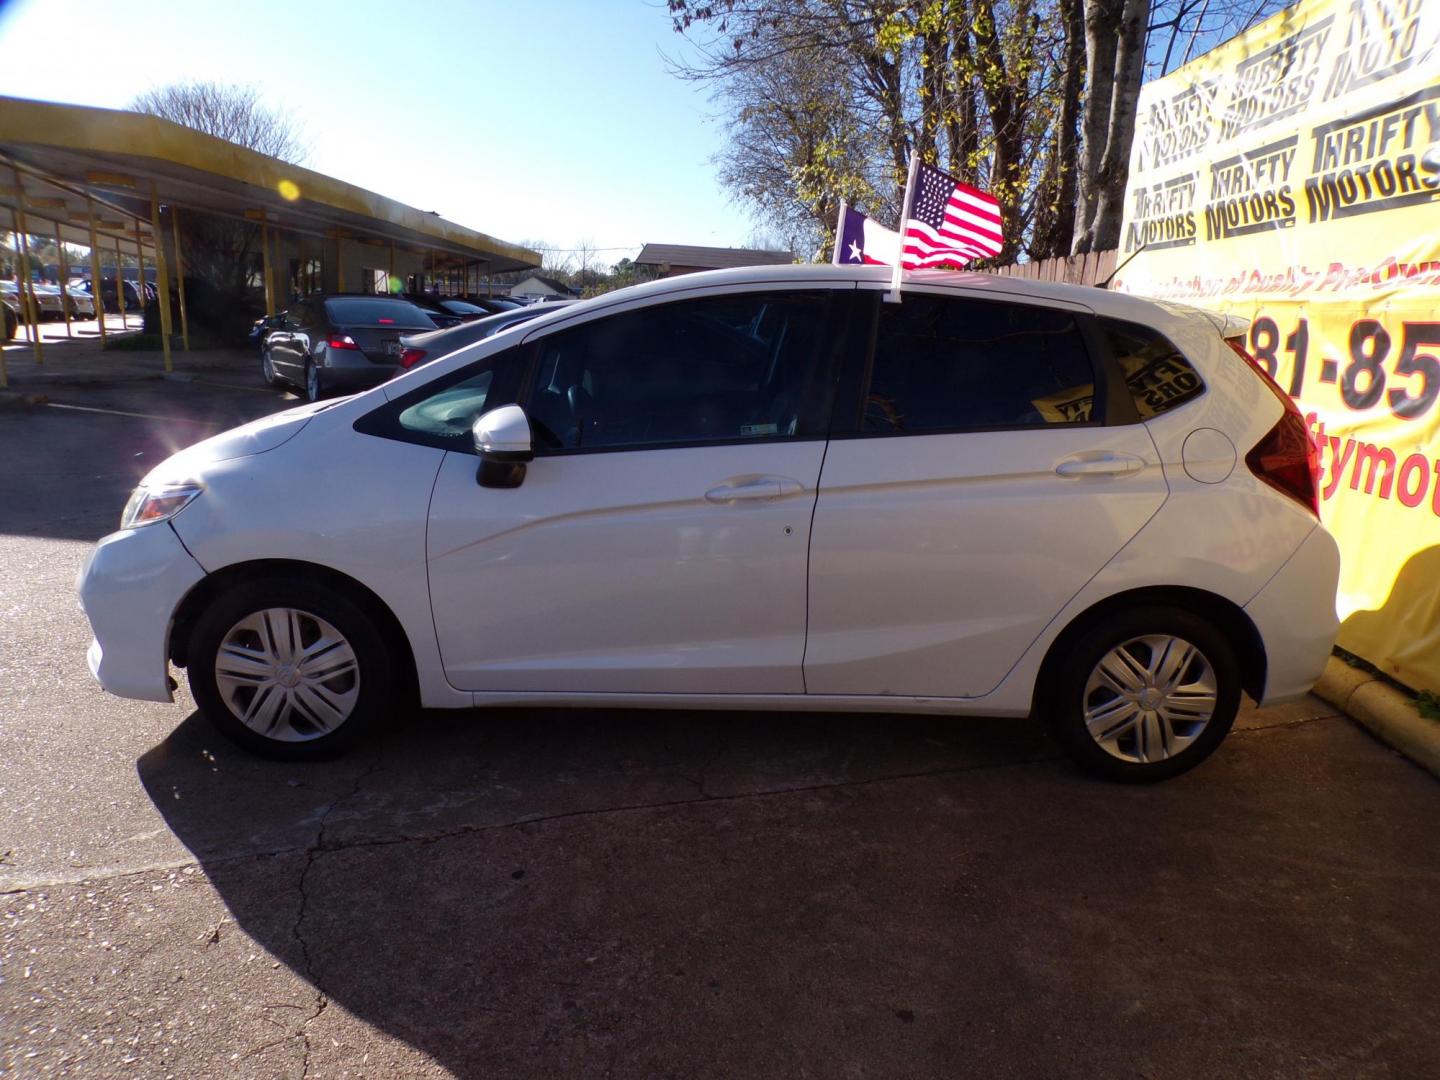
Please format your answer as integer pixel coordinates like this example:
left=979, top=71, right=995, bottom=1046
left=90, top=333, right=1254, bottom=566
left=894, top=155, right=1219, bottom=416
left=1314, top=656, right=1440, bottom=778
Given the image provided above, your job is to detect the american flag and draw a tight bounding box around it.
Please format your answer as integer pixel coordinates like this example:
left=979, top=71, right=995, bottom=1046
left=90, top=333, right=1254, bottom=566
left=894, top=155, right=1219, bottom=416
left=901, top=163, right=1004, bottom=268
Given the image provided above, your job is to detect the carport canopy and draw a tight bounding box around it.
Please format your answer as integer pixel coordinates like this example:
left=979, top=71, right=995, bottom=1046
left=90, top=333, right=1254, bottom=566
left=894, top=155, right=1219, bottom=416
left=0, top=94, right=538, bottom=277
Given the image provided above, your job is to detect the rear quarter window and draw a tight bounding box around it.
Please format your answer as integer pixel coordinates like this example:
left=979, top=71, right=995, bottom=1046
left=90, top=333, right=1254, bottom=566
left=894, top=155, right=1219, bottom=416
left=1100, top=317, right=1206, bottom=419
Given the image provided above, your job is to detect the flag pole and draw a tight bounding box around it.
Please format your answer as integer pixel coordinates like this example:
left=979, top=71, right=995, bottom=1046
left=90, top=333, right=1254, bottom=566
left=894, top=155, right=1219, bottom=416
left=886, top=155, right=919, bottom=304
left=831, top=199, right=848, bottom=266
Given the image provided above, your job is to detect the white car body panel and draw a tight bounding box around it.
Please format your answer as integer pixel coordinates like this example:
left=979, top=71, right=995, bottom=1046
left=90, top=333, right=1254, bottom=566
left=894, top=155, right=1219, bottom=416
left=77, top=522, right=205, bottom=703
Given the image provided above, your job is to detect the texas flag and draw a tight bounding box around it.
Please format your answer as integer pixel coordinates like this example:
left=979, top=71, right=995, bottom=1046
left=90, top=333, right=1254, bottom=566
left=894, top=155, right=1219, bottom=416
left=832, top=203, right=901, bottom=266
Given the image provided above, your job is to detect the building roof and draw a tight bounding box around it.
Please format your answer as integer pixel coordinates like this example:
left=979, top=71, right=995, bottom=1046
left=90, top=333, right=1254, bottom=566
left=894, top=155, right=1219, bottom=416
left=515, top=274, right=574, bottom=294
left=0, top=95, right=539, bottom=274
left=634, top=243, right=793, bottom=270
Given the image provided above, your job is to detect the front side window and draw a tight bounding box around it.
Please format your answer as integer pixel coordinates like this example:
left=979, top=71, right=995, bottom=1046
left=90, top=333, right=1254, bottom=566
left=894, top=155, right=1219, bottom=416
left=354, top=345, right=524, bottom=450
left=863, top=294, right=1098, bottom=433
left=524, top=291, right=830, bottom=452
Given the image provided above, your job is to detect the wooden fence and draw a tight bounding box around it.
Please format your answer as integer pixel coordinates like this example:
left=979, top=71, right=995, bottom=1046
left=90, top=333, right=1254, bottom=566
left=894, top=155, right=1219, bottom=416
left=976, top=249, right=1119, bottom=287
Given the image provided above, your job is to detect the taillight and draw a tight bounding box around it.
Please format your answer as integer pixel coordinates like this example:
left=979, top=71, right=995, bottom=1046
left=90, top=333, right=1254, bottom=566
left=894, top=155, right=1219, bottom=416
left=1230, top=339, right=1320, bottom=516
left=327, top=334, right=359, bottom=350
left=399, top=347, right=426, bottom=369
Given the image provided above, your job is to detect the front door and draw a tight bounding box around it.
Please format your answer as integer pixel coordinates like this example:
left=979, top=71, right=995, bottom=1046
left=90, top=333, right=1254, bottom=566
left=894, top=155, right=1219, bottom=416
left=426, top=286, right=846, bottom=694
left=804, top=287, right=1169, bottom=699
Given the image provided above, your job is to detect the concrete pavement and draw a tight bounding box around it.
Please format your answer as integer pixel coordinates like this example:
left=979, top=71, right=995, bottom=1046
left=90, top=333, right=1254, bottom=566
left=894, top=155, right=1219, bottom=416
left=2, top=360, right=1438, bottom=1079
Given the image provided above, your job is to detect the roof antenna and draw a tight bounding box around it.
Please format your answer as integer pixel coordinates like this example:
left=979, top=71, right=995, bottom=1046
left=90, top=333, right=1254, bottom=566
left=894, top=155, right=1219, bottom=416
left=1096, top=243, right=1147, bottom=290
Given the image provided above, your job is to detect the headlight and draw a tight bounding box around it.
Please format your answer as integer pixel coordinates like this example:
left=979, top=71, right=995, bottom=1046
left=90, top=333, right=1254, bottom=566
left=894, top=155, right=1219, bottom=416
left=121, top=482, right=204, bottom=529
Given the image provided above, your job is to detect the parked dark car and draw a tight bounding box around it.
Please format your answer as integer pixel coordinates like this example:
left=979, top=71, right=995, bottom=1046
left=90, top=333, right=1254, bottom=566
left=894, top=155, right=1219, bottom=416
left=261, top=294, right=437, bottom=401
left=462, top=295, right=524, bottom=313
left=400, top=293, right=483, bottom=328
left=392, top=300, right=576, bottom=374
left=80, top=277, right=147, bottom=314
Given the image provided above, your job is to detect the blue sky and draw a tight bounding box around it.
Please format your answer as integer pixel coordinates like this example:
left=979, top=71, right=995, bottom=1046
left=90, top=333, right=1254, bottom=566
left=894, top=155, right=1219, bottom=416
left=0, top=0, right=756, bottom=266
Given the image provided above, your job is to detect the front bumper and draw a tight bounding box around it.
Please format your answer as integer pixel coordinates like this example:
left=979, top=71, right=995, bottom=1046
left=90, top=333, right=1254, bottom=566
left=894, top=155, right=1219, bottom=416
left=1244, top=524, right=1342, bottom=705
left=77, top=522, right=206, bottom=703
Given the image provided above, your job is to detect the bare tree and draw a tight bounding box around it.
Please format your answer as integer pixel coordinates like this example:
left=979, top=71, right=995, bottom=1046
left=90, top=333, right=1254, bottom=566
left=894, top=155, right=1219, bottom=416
left=130, top=81, right=306, bottom=163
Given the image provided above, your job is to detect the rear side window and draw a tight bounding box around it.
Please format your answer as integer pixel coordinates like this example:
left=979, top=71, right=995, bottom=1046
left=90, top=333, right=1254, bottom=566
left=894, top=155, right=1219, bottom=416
left=1100, top=317, right=1205, bottom=420
left=324, top=298, right=434, bottom=327
left=863, top=294, right=1098, bottom=433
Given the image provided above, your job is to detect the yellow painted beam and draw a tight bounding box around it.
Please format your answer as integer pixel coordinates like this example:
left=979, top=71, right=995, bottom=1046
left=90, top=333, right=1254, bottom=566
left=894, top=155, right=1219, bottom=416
left=11, top=172, right=44, bottom=367
left=87, top=197, right=106, bottom=343
left=260, top=220, right=274, bottom=314
left=55, top=220, right=72, bottom=337
left=170, top=204, right=190, bottom=350
left=113, top=236, right=127, bottom=329
left=149, top=186, right=173, bottom=372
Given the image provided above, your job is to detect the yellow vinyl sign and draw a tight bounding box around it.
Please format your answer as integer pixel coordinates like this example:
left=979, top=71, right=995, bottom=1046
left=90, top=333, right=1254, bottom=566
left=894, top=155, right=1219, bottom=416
left=1114, top=0, right=1440, bottom=693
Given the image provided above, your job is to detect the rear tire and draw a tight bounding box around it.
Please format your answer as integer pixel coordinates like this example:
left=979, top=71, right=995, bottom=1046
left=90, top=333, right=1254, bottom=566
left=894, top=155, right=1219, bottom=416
left=1043, top=606, right=1241, bottom=783
left=305, top=359, right=325, bottom=402
left=261, top=346, right=281, bottom=388
left=187, top=577, right=394, bottom=760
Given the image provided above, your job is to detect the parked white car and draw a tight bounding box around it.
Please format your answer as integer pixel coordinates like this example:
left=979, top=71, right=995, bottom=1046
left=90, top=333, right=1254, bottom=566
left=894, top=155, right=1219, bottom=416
left=77, top=266, right=1340, bottom=781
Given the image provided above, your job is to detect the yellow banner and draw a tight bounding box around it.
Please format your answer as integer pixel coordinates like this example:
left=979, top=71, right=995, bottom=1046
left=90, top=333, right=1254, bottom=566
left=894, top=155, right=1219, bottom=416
left=1114, top=0, right=1440, bottom=693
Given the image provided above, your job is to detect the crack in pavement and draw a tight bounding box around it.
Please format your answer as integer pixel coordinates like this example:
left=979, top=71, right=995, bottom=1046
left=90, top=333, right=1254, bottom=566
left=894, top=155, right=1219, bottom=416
left=290, top=758, right=384, bottom=1080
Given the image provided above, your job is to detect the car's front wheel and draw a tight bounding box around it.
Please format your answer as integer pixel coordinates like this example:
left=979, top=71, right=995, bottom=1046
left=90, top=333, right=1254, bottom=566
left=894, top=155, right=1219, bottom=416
left=1045, top=606, right=1241, bottom=783
left=187, top=578, right=394, bottom=759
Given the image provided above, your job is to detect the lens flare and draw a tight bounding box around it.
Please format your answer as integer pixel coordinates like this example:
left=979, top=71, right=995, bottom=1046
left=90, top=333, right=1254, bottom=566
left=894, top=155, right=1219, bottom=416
left=277, top=179, right=301, bottom=202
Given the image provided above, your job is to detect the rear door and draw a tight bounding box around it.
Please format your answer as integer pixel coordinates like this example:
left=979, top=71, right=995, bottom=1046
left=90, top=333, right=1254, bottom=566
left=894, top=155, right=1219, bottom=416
left=804, top=286, right=1169, bottom=699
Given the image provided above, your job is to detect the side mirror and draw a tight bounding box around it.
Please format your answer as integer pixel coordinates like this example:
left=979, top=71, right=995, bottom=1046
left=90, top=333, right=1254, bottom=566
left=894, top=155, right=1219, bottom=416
left=471, top=404, right=534, bottom=489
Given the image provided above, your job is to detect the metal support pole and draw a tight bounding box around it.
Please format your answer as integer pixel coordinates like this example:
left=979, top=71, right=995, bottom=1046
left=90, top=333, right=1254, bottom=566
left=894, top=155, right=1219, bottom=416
left=170, top=204, right=190, bottom=350
left=87, top=199, right=106, bottom=343
left=149, top=186, right=174, bottom=372
left=136, top=238, right=146, bottom=336
left=334, top=235, right=345, bottom=293
left=387, top=243, right=394, bottom=294
left=11, top=187, right=45, bottom=367
left=113, top=236, right=127, bottom=329
left=55, top=221, right=72, bottom=337
left=260, top=220, right=274, bottom=313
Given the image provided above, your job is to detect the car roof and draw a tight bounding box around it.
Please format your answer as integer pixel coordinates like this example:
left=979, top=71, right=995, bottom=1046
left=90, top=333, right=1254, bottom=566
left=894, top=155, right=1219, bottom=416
left=586, top=264, right=1222, bottom=339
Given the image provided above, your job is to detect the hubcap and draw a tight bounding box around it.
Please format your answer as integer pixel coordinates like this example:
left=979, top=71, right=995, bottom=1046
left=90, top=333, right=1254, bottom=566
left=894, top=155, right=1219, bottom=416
left=1082, top=634, right=1218, bottom=764
left=214, top=608, right=360, bottom=742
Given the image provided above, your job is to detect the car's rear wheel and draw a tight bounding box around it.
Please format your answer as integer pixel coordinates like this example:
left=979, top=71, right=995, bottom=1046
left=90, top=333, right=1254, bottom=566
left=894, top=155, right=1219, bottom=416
left=1045, top=606, right=1240, bottom=783
left=188, top=578, right=393, bottom=760
left=305, top=359, right=325, bottom=402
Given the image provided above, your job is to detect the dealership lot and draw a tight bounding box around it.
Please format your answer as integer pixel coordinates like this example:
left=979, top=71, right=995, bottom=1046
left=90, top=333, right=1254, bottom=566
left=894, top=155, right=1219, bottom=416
left=3, top=366, right=1439, bottom=1079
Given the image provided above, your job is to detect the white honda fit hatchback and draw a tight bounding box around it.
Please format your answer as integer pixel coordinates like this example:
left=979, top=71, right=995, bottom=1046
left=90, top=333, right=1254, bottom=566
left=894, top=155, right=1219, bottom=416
left=78, top=267, right=1340, bottom=781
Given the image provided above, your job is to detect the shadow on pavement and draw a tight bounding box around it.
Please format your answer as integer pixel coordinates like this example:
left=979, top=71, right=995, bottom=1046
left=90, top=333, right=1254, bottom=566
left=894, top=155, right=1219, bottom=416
left=136, top=703, right=1440, bottom=1077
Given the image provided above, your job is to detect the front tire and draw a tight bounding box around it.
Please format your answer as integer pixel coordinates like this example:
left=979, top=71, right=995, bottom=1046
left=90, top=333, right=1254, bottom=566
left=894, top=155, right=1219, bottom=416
left=1044, top=606, right=1241, bottom=783
left=187, top=578, right=394, bottom=760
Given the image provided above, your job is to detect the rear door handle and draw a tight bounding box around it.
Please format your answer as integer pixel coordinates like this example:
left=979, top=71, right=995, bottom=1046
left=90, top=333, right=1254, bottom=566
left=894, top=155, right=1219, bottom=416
left=1055, top=453, right=1146, bottom=478
left=705, top=476, right=805, bottom=502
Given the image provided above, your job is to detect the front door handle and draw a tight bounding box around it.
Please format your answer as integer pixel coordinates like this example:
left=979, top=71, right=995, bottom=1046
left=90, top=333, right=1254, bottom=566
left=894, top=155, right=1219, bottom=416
left=705, top=475, right=805, bottom=502
left=1055, top=453, right=1146, bottom=478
